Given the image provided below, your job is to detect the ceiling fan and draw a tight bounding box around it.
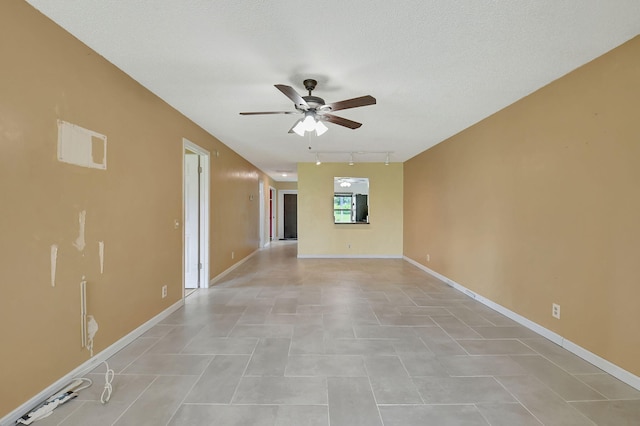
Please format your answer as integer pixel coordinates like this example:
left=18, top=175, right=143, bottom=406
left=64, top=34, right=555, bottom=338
left=240, top=79, right=376, bottom=136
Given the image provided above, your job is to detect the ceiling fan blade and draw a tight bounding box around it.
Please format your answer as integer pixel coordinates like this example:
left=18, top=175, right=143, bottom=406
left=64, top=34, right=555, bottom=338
left=275, top=84, right=309, bottom=109
left=239, top=111, right=299, bottom=115
left=321, top=114, right=362, bottom=129
left=325, top=95, right=376, bottom=112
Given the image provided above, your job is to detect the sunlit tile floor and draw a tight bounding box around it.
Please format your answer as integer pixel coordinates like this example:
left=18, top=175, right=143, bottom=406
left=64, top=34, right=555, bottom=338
left=36, top=242, right=640, bottom=425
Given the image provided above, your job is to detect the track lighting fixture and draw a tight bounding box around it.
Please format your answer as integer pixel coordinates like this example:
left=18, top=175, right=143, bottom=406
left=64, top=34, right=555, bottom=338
left=309, top=151, right=394, bottom=165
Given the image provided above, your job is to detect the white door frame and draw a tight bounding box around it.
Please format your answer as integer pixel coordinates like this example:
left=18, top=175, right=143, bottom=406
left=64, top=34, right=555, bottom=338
left=182, top=139, right=210, bottom=293
left=269, top=186, right=276, bottom=242
left=184, top=153, right=200, bottom=289
left=259, top=180, right=265, bottom=248
left=278, top=189, right=298, bottom=240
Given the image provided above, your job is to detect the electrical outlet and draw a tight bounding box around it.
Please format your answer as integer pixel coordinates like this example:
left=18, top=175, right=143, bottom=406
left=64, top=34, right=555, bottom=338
left=231, top=251, right=235, bottom=260
left=426, top=254, right=430, bottom=262
left=552, top=303, right=560, bottom=319
left=162, top=285, right=167, bottom=299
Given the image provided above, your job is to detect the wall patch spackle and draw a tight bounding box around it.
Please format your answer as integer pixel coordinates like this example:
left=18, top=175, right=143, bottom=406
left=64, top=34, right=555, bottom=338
left=72, top=210, right=86, bottom=252
left=98, top=241, right=104, bottom=274
left=50, top=244, right=58, bottom=287
left=57, top=120, right=107, bottom=170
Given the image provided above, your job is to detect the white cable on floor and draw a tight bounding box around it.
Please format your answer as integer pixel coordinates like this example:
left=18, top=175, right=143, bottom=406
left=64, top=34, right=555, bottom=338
left=100, top=361, right=114, bottom=404
left=69, top=377, right=92, bottom=393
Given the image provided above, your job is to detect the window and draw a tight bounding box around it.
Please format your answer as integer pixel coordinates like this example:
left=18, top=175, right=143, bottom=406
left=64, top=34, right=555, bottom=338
left=334, top=193, right=353, bottom=223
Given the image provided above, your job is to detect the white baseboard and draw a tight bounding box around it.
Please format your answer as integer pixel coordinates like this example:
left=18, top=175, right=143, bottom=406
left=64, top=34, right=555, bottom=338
left=297, top=254, right=403, bottom=259
left=562, top=339, right=640, bottom=390
left=1, top=299, right=184, bottom=426
left=209, top=249, right=259, bottom=286
left=403, top=255, right=640, bottom=391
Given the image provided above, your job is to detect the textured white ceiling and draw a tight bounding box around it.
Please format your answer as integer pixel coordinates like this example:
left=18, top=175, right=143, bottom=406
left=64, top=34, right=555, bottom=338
left=26, top=0, right=640, bottom=181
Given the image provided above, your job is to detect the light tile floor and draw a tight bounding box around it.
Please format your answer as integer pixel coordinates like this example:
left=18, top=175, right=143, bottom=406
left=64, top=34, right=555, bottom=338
left=36, top=242, right=640, bottom=425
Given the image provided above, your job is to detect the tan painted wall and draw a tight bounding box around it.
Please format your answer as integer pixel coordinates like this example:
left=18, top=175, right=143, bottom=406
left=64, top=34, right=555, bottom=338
left=275, top=181, right=298, bottom=191
left=404, top=36, right=640, bottom=376
left=298, top=162, right=403, bottom=256
left=0, top=1, right=272, bottom=417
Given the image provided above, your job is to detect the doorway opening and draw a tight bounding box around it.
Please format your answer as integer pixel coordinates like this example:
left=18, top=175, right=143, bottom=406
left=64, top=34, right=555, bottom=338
left=278, top=190, right=298, bottom=240
left=183, top=139, right=210, bottom=297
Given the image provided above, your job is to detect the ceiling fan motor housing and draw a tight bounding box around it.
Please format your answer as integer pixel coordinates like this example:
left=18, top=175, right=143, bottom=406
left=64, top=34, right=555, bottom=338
left=301, top=79, right=326, bottom=109
left=302, top=95, right=325, bottom=109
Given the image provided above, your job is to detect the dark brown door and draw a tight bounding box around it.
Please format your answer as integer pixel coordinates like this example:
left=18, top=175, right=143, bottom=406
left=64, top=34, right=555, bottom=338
left=269, top=189, right=273, bottom=240
left=355, top=194, right=368, bottom=222
left=283, top=193, right=297, bottom=239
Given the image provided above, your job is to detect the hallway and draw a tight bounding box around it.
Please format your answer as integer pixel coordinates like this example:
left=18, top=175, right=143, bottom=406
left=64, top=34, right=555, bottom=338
left=35, top=242, right=640, bottom=425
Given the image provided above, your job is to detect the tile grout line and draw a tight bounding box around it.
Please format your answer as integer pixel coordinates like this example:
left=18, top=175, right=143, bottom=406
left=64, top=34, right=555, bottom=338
left=54, top=400, right=87, bottom=426
left=364, top=374, right=385, bottom=426
left=163, top=356, right=216, bottom=425
left=108, top=375, right=160, bottom=426
left=491, top=376, right=548, bottom=426
left=515, top=340, right=610, bottom=400
left=227, top=340, right=259, bottom=405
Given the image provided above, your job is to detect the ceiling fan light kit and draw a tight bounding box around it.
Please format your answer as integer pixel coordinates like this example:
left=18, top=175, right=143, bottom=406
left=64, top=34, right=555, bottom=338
left=302, top=114, right=316, bottom=131
left=291, top=112, right=328, bottom=136
left=291, top=119, right=306, bottom=136
left=240, top=79, right=376, bottom=136
left=314, top=120, right=328, bottom=136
